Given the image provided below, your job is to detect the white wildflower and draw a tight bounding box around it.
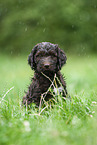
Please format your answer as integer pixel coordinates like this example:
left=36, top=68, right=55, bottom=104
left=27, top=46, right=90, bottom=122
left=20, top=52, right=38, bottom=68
left=23, top=121, right=31, bottom=132
left=71, top=116, right=81, bottom=127
left=92, top=101, right=97, bottom=104
left=92, top=111, right=95, bottom=114
left=89, top=115, right=93, bottom=118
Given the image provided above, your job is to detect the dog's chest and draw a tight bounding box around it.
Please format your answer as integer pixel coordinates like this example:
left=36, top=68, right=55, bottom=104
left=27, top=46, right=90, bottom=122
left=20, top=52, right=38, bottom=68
left=39, top=78, right=51, bottom=93
left=38, top=75, right=62, bottom=94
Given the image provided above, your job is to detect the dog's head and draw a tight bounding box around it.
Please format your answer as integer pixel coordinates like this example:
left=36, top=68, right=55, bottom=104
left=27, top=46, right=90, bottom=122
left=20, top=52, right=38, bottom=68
left=28, top=42, right=67, bottom=74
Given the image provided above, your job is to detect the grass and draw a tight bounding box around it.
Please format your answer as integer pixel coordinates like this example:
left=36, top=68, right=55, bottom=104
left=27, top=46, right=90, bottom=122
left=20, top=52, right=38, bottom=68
left=0, top=54, right=97, bottom=145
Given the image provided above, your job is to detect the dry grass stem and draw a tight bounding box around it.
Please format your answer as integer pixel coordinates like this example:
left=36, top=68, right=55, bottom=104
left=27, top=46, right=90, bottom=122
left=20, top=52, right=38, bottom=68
left=0, top=86, right=14, bottom=104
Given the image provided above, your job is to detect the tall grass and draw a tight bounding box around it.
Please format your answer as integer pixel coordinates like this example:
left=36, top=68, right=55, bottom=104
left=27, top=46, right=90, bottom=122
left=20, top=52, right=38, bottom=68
left=0, top=54, right=97, bottom=145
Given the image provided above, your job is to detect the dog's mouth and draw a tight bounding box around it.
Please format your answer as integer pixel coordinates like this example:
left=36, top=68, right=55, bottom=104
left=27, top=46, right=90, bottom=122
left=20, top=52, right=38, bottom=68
left=43, top=69, right=51, bottom=74
left=44, top=68, right=50, bottom=71
left=40, top=66, right=53, bottom=71
left=41, top=70, right=54, bottom=76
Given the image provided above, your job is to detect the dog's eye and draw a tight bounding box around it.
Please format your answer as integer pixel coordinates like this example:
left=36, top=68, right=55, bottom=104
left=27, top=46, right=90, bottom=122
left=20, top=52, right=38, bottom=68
left=36, top=53, right=44, bottom=58
left=49, top=51, right=57, bottom=57
left=53, top=54, right=57, bottom=57
left=36, top=54, right=40, bottom=57
left=36, top=51, right=45, bottom=58
left=50, top=53, right=57, bottom=57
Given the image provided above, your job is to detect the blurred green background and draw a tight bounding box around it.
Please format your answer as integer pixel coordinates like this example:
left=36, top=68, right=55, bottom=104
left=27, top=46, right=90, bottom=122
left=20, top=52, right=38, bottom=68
left=0, top=1, right=97, bottom=145
left=0, top=0, right=97, bottom=55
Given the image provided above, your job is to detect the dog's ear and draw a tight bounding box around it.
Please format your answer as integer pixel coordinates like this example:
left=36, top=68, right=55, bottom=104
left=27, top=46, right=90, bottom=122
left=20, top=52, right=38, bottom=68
left=28, top=45, right=38, bottom=70
left=56, top=45, right=67, bottom=70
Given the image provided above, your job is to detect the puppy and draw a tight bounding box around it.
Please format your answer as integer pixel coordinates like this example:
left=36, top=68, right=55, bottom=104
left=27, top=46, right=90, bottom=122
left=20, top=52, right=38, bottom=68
left=22, top=42, right=68, bottom=107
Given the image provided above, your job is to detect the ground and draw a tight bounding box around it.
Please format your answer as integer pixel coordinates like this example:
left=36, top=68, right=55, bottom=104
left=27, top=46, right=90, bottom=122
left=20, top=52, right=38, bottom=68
left=0, top=54, right=97, bottom=145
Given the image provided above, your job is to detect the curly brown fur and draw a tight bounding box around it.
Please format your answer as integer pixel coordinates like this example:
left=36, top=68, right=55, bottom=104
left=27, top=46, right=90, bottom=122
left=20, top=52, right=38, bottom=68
left=22, top=42, right=68, bottom=107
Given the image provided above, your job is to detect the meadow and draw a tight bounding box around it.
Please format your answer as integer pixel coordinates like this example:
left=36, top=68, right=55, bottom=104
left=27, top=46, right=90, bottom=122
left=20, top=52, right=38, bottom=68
left=0, top=54, right=97, bottom=145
